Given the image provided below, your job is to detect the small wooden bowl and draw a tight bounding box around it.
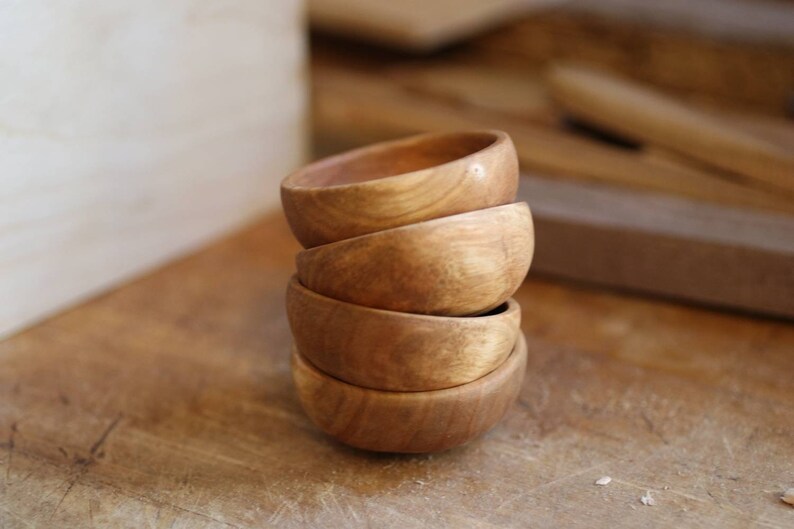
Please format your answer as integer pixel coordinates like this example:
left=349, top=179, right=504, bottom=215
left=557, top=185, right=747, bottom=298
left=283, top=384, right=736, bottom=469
left=281, top=130, right=518, bottom=248
left=286, top=276, right=521, bottom=391
left=292, top=334, right=527, bottom=453
left=296, top=202, right=534, bottom=316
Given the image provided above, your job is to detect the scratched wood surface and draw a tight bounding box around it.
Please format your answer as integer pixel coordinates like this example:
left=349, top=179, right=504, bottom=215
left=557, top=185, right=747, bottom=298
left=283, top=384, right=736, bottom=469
left=1, top=212, right=793, bottom=528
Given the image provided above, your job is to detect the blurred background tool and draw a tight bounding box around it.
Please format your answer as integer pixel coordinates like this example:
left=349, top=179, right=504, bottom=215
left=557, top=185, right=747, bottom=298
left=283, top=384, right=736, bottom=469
left=547, top=65, right=794, bottom=194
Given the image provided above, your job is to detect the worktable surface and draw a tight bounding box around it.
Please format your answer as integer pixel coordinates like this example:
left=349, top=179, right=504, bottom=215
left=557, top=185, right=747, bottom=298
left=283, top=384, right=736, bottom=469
left=1, top=212, right=792, bottom=528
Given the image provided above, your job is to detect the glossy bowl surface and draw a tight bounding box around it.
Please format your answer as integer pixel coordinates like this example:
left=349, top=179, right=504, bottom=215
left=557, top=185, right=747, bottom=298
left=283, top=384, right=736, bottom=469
left=287, top=276, right=521, bottom=391
left=292, top=334, right=527, bottom=453
left=296, top=202, right=534, bottom=316
left=281, top=130, right=518, bottom=248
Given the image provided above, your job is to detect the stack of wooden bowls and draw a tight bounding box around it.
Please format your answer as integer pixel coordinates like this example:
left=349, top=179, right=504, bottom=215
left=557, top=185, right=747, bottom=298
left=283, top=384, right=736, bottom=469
left=281, top=130, right=534, bottom=453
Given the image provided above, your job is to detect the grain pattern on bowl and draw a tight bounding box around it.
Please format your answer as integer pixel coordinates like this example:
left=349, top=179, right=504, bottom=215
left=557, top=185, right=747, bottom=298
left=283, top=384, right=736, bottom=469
left=292, top=334, right=528, bottom=453
left=296, top=202, right=534, bottom=316
left=287, top=276, right=521, bottom=391
left=281, top=130, right=518, bottom=248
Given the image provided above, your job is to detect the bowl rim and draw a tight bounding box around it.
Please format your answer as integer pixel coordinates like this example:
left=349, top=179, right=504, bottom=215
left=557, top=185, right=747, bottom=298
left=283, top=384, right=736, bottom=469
left=293, top=332, right=527, bottom=399
left=288, top=274, right=520, bottom=323
left=281, top=129, right=510, bottom=192
left=297, top=201, right=530, bottom=255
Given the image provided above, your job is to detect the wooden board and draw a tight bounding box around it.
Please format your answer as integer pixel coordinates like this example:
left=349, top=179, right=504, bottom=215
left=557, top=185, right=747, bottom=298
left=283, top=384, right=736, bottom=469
left=308, top=0, right=561, bottom=51
left=0, top=0, right=307, bottom=339
left=521, top=175, right=794, bottom=319
left=1, top=211, right=793, bottom=527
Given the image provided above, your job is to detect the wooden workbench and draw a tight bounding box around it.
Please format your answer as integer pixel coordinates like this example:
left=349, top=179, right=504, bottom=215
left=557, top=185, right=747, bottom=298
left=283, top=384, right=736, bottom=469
left=1, top=211, right=792, bottom=528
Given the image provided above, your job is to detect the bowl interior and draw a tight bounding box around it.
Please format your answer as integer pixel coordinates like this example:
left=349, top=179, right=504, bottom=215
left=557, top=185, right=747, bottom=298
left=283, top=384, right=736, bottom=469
left=291, top=132, right=497, bottom=187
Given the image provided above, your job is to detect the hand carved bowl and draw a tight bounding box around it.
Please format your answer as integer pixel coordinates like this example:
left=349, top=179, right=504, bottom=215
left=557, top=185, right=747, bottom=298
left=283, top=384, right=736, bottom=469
left=292, top=334, right=527, bottom=453
left=287, top=276, right=521, bottom=391
left=281, top=130, right=518, bottom=248
left=296, top=202, right=534, bottom=316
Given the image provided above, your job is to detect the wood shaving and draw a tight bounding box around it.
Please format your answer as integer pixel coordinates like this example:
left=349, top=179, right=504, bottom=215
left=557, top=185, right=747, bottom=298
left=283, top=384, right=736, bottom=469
left=782, top=488, right=794, bottom=506
left=640, top=491, right=656, bottom=506
left=594, top=476, right=612, bottom=486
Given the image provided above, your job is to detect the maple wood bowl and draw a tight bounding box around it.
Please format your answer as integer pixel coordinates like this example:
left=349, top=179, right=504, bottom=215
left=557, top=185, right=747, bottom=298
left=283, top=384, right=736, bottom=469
left=296, top=202, right=534, bottom=316
left=286, top=276, right=521, bottom=391
left=296, top=202, right=535, bottom=316
left=281, top=130, right=518, bottom=248
left=292, top=334, right=527, bottom=453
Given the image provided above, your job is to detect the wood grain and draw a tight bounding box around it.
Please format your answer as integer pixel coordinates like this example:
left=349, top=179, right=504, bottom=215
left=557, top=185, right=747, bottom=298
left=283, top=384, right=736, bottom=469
left=1, top=211, right=793, bottom=527
left=281, top=130, right=518, bottom=248
left=547, top=65, right=794, bottom=195
left=287, top=276, right=521, bottom=391
left=296, top=203, right=534, bottom=316
left=292, top=334, right=527, bottom=453
left=0, top=0, right=307, bottom=340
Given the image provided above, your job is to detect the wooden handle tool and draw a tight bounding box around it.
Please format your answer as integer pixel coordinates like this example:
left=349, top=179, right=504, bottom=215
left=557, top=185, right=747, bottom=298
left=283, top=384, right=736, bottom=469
left=547, top=65, right=794, bottom=195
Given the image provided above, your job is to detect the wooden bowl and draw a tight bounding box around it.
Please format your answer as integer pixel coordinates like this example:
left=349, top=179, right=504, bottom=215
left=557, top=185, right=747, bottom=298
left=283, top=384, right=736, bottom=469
left=281, top=130, right=518, bottom=248
left=296, top=202, right=534, bottom=316
left=286, top=276, right=521, bottom=391
left=292, top=334, right=527, bottom=453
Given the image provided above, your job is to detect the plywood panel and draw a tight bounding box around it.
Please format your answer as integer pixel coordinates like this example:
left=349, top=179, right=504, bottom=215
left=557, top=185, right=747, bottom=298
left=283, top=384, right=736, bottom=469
left=0, top=0, right=307, bottom=339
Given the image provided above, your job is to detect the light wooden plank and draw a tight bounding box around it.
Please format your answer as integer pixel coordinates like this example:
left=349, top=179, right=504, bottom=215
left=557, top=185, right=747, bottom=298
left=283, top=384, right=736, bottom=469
left=0, top=0, right=307, bottom=339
